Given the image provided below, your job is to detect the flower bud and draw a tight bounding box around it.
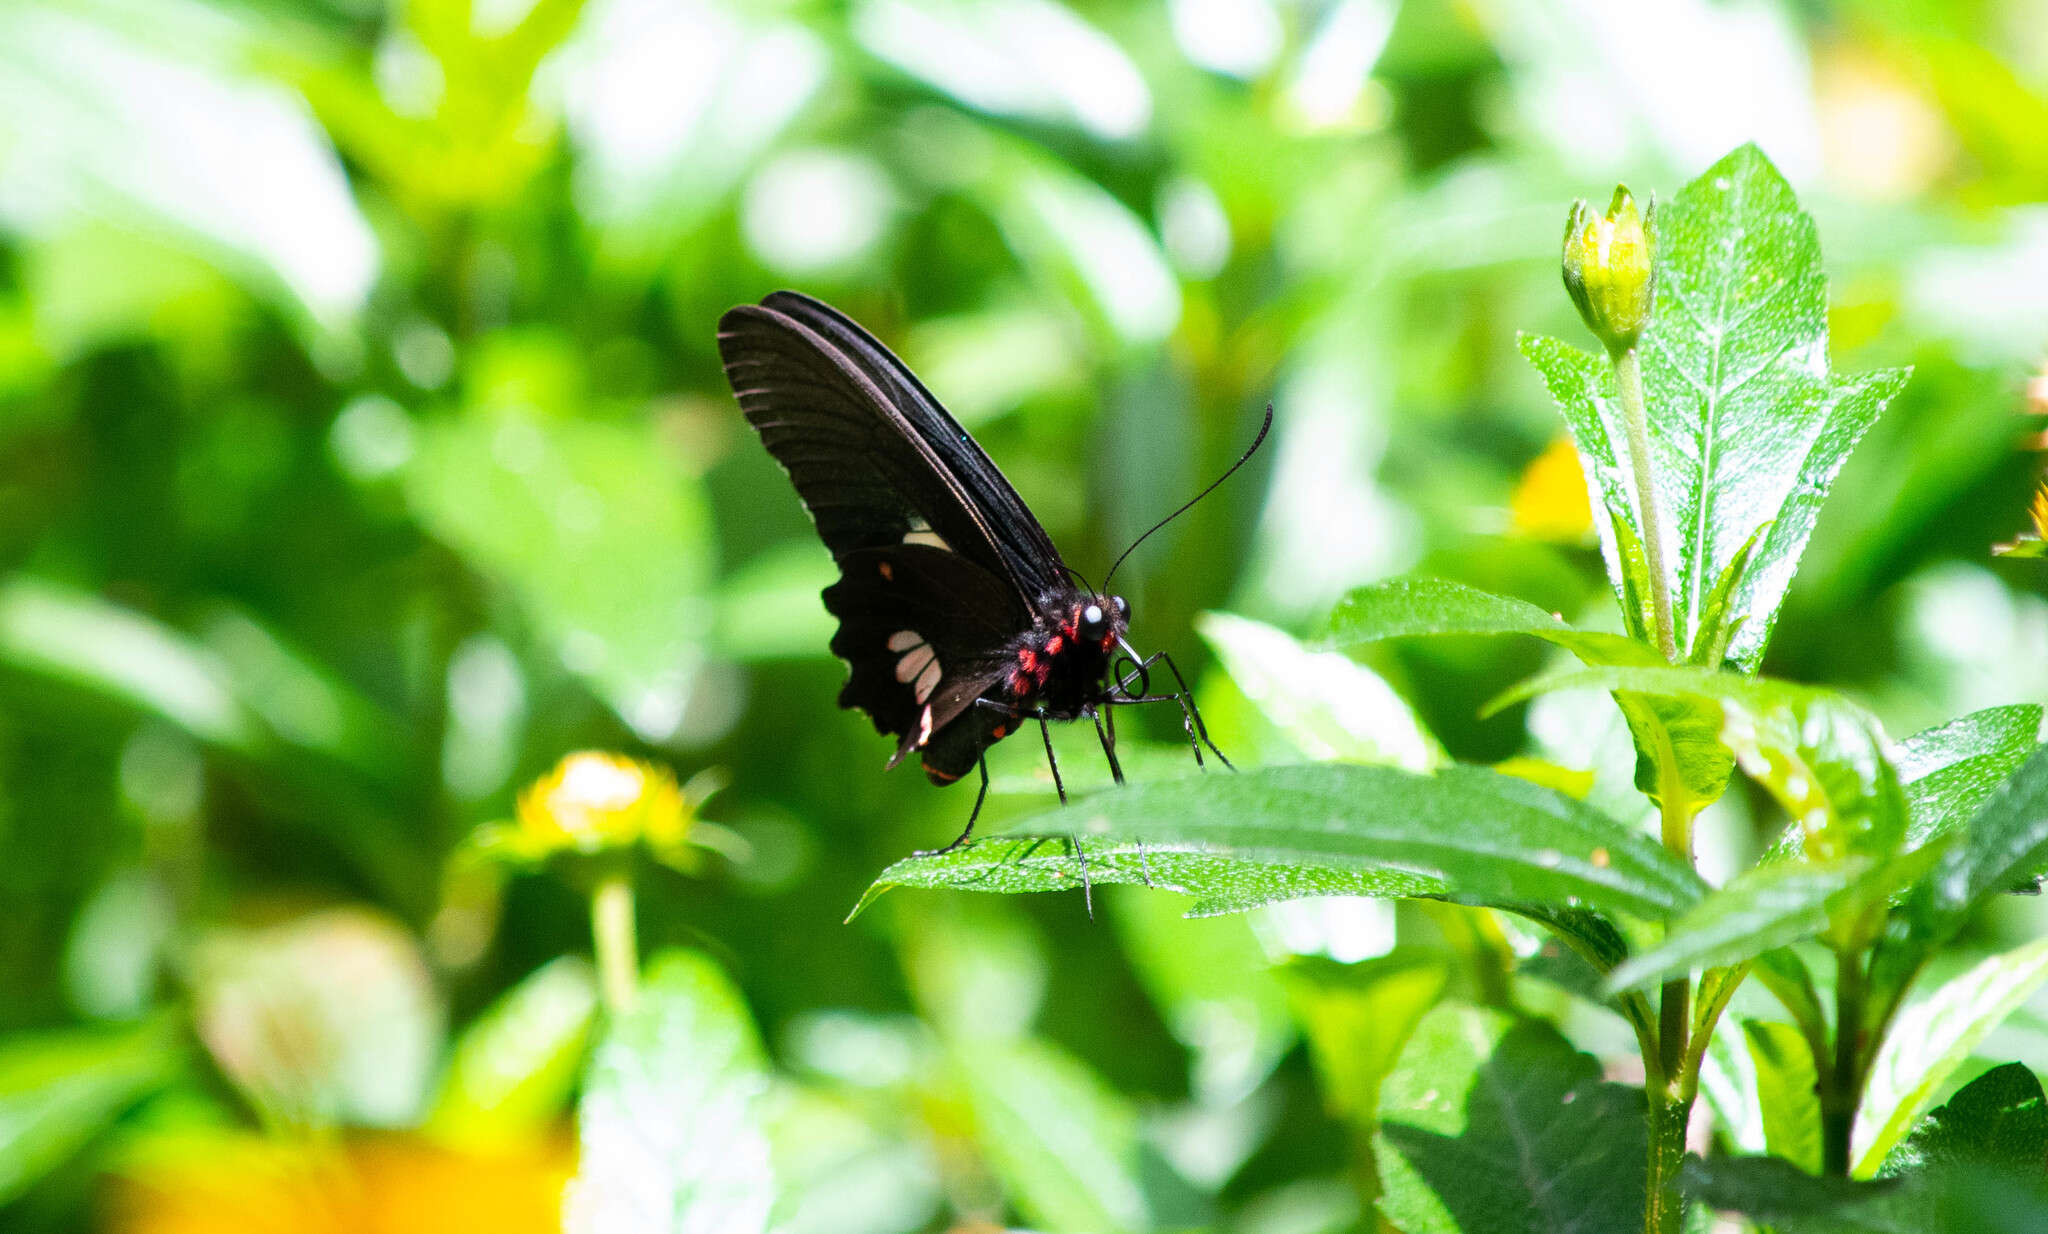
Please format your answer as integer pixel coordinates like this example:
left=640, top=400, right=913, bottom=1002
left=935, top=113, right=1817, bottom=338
left=1562, top=186, right=1656, bottom=356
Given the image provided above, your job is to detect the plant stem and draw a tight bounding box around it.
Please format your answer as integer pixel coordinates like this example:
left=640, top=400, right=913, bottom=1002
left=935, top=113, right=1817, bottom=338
left=1822, top=948, right=1868, bottom=1176
left=1614, top=347, right=1676, bottom=661
left=1655, top=793, right=1694, bottom=1080
left=1643, top=1087, right=1692, bottom=1234
left=592, top=872, right=640, bottom=1014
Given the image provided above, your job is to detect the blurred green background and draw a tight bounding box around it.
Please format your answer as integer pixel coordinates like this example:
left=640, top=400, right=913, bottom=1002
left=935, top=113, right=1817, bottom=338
left=2, top=0, right=2046, bottom=1231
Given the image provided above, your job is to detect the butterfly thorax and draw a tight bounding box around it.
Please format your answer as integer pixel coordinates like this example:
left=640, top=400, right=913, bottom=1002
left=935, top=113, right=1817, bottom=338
left=1003, top=594, right=1128, bottom=717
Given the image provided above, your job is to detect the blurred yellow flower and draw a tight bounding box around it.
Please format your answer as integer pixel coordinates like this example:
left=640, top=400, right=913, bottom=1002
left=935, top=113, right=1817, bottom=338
left=110, top=1133, right=573, bottom=1234
left=516, top=751, right=692, bottom=855
left=1510, top=437, right=1594, bottom=543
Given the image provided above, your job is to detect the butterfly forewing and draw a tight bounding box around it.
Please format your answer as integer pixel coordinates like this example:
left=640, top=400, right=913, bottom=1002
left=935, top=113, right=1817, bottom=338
left=717, top=293, right=1077, bottom=770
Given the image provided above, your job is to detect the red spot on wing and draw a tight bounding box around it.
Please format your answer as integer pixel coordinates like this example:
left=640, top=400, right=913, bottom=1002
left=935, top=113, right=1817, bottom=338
left=1045, top=635, right=1064, bottom=656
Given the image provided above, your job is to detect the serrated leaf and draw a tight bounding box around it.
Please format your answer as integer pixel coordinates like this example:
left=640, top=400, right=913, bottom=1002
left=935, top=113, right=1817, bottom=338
left=1374, top=1004, right=1646, bottom=1234
left=1893, top=706, right=2042, bottom=849
left=0, top=1019, right=179, bottom=1204
left=953, top=1035, right=1151, bottom=1233
left=1198, top=611, right=1445, bottom=771
left=1744, top=1020, right=1822, bottom=1174
left=1496, top=665, right=1904, bottom=862
left=564, top=950, right=773, bottom=1234
left=1853, top=938, right=2048, bottom=1177
left=1922, top=744, right=2048, bottom=942
left=1688, top=523, right=1766, bottom=667
left=1521, top=144, right=1909, bottom=672
left=857, top=763, right=1707, bottom=924
left=1324, top=577, right=1732, bottom=808
left=1284, top=954, right=1450, bottom=1124
left=1683, top=1155, right=1905, bottom=1229
left=1884, top=1061, right=2048, bottom=1181
left=425, top=956, right=598, bottom=1149
left=1604, top=859, right=1870, bottom=994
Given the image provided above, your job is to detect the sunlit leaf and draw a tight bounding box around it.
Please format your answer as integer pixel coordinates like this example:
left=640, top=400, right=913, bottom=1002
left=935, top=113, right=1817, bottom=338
left=1743, top=1019, right=1822, bottom=1174
left=1604, top=859, right=1871, bottom=994
left=953, top=1035, right=1151, bottom=1234
left=1920, top=744, right=2048, bottom=942
left=426, top=957, right=598, bottom=1149
left=0, top=578, right=256, bottom=751
left=1323, top=577, right=1732, bottom=811
left=1285, top=954, right=1448, bottom=1124
left=1375, top=1004, right=1646, bottom=1234
left=1520, top=144, right=1910, bottom=671
left=1892, top=705, right=2043, bottom=849
left=1853, top=938, right=2048, bottom=1177
left=565, top=950, right=773, bottom=1234
left=406, top=410, right=714, bottom=742
left=0, top=1019, right=179, bottom=1204
left=858, top=763, right=1707, bottom=924
left=1198, top=610, right=1445, bottom=771
left=1111, top=890, right=1295, bottom=1105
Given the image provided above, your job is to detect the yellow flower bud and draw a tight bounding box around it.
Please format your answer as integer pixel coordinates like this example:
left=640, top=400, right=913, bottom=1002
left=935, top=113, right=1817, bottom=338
left=1562, top=186, right=1657, bottom=356
left=515, top=751, right=690, bottom=856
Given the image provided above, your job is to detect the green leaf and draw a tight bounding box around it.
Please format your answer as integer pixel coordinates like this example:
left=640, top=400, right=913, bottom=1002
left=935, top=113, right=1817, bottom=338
left=1922, top=743, right=2048, bottom=942
left=1894, top=705, right=2041, bottom=848
left=953, top=1035, right=1151, bottom=1233
left=1604, top=859, right=1871, bottom=993
left=1374, top=1004, right=1647, bottom=1234
left=425, top=956, right=598, bottom=1149
left=1496, top=666, right=1905, bottom=862
left=1682, top=1155, right=1905, bottom=1230
left=565, top=950, right=773, bottom=1234
left=407, top=410, right=714, bottom=741
left=1884, top=1062, right=2048, bottom=1177
left=856, top=763, right=1707, bottom=924
left=1198, top=611, right=1445, bottom=770
left=0, top=578, right=257, bottom=752
left=1853, top=939, right=2048, bottom=1177
left=1520, top=144, right=1910, bottom=672
left=1284, top=954, right=1450, bottom=1124
left=1744, top=1020, right=1823, bottom=1174
left=1110, top=890, right=1296, bottom=1105
left=1324, top=578, right=1732, bottom=810
left=0, top=1019, right=179, bottom=1204
left=1688, top=523, right=1766, bottom=668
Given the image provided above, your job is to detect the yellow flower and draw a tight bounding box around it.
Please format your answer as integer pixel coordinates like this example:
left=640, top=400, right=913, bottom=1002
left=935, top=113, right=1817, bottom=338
left=515, top=752, right=691, bottom=855
left=1562, top=186, right=1656, bottom=356
left=1509, top=436, right=1595, bottom=542
left=1993, top=478, right=2048, bottom=558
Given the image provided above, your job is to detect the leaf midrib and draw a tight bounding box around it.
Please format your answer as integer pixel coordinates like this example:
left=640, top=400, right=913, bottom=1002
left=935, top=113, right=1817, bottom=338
left=1680, top=169, right=1748, bottom=646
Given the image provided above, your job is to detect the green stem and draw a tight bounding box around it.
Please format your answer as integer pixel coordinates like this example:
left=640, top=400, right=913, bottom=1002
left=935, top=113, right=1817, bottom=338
left=1655, top=793, right=1695, bottom=1080
left=1822, top=949, right=1868, bottom=1176
left=1643, top=1087, right=1693, bottom=1234
left=1614, top=347, right=1676, bottom=661
left=592, top=873, right=640, bottom=1014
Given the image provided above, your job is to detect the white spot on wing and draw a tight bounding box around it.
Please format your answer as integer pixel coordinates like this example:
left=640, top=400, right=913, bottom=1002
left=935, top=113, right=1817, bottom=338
left=914, top=658, right=942, bottom=702
left=890, top=629, right=941, bottom=698
left=887, top=630, right=924, bottom=652
left=917, top=704, right=934, bottom=747
left=894, top=644, right=936, bottom=684
left=902, top=528, right=951, bottom=551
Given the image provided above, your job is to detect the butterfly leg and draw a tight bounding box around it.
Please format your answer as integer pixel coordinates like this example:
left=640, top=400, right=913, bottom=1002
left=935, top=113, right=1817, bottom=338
left=1092, top=706, right=1126, bottom=785
left=1148, top=650, right=1233, bottom=771
left=914, top=754, right=990, bottom=857
left=1067, top=831, right=1094, bottom=919
left=1038, top=712, right=1068, bottom=804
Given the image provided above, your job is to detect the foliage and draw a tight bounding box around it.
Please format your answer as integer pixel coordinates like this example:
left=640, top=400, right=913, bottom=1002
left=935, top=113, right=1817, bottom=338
left=3, top=3, right=2047, bottom=1234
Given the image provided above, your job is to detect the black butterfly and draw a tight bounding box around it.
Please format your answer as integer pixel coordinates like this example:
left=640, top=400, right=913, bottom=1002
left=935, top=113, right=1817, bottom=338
left=717, top=291, right=1263, bottom=851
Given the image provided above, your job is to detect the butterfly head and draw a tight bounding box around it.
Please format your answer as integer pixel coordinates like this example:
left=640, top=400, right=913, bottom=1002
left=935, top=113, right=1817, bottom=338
left=1077, top=595, right=1130, bottom=650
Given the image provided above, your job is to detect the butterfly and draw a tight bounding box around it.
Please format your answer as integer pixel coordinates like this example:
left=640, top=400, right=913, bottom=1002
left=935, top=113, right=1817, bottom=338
left=717, top=291, right=1264, bottom=852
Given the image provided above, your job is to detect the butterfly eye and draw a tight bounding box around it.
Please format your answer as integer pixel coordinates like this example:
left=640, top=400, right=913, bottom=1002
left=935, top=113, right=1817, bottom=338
left=1111, top=595, right=1130, bottom=622
left=1079, top=603, right=1107, bottom=640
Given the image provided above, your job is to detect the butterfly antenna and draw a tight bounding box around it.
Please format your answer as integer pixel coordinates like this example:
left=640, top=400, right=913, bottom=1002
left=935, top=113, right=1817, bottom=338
left=1103, top=403, right=1273, bottom=590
